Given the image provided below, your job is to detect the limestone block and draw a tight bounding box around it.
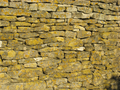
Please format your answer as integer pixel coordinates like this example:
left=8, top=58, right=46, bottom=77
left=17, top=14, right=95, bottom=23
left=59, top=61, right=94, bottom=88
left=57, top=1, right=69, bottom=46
left=9, top=2, right=22, bottom=8
left=24, top=49, right=38, bottom=58
left=77, top=31, right=91, bottom=38
left=26, top=38, right=43, bottom=45
left=0, top=20, right=9, bottom=26
left=18, top=68, right=43, bottom=78
left=24, top=81, right=46, bottom=90
left=77, top=7, right=92, bottom=13
left=29, top=4, right=37, bottom=10
left=73, top=1, right=90, bottom=6
left=0, top=0, right=8, bottom=6
left=52, top=12, right=71, bottom=18
left=38, top=3, right=58, bottom=11
left=65, top=38, right=83, bottom=47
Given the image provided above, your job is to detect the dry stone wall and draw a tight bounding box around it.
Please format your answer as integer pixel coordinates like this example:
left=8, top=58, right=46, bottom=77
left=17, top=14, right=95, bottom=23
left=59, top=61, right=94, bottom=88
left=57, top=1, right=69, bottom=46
left=0, top=0, right=120, bottom=90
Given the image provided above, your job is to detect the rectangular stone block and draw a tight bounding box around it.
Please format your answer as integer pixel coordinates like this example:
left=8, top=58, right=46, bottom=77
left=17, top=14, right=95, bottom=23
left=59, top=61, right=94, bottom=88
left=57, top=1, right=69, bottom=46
left=0, top=16, right=16, bottom=21
left=52, top=12, right=71, bottom=18
left=0, top=33, right=13, bottom=40
left=77, top=52, right=90, bottom=59
left=9, top=2, right=22, bottom=8
left=102, top=32, right=118, bottom=39
left=20, top=33, right=39, bottom=38
left=66, top=6, right=77, bottom=12
left=0, top=20, right=9, bottom=26
left=26, top=38, right=43, bottom=45
left=38, top=3, right=58, bottom=11
left=0, top=8, right=31, bottom=16
left=11, top=22, right=31, bottom=27
left=58, top=62, right=82, bottom=72
left=29, top=4, right=37, bottom=10
left=38, top=60, right=60, bottom=68
left=17, top=27, right=33, bottom=32
left=24, top=81, right=46, bottom=90
left=77, top=7, right=92, bottom=13
left=73, top=1, right=90, bottom=6
left=0, top=0, right=8, bottom=6
left=65, top=38, right=83, bottom=47
left=31, top=11, right=51, bottom=18
left=18, top=68, right=43, bottom=78
left=23, top=0, right=40, bottom=2
left=72, top=12, right=93, bottom=18
left=77, top=31, right=91, bottom=38
left=51, top=26, right=73, bottom=30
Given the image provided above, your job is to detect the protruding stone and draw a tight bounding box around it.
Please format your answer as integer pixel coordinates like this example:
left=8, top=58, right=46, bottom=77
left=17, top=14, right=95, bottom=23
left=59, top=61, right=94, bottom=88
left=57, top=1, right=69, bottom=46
left=0, top=41, right=2, bottom=47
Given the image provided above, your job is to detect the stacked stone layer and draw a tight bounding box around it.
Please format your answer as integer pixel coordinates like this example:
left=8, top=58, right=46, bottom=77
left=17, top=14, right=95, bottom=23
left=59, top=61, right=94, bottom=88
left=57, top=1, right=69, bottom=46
left=0, top=0, right=120, bottom=90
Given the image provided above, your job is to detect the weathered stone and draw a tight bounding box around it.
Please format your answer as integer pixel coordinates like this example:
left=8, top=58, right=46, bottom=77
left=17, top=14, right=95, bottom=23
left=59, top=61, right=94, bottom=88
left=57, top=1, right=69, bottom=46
left=51, top=26, right=73, bottom=30
left=50, top=31, right=65, bottom=37
left=57, top=62, right=82, bottom=72
left=65, top=53, right=76, bottom=59
left=73, top=1, right=90, bottom=6
left=103, top=39, right=117, bottom=46
left=8, top=40, right=22, bottom=47
left=0, top=16, right=16, bottom=21
left=94, top=44, right=106, bottom=51
left=70, top=82, right=82, bottom=88
left=38, top=3, right=57, bottom=11
left=2, top=26, right=17, bottom=33
left=52, top=12, right=71, bottom=18
left=57, top=6, right=66, bottom=11
left=24, top=81, right=46, bottom=90
left=40, top=33, right=52, bottom=38
left=29, top=4, right=37, bottom=10
left=38, top=60, right=61, bottom=68
left=102, top=32, right=118, bottom=39
left=0, top=67, right=7, bottom=73
left=17, top=17, right=26, bottom=21
left=23, top=0, right=40, bottom=2
left=68, top=75, right=92, bottom=82
left=40, top=18, right=56, bottom=23
left=1, top=50, right=16, bottom=59
left=18, top=68, right=43, bottom=78
left=105, top=15, right=120, bottom=20
left=91, top=51, right=104, bottom=61
left=0, top=8, right=31, bottom=16
left=65, top=31, right=76, bottom=38
left=11, top=22, right=31, bottom=27
left=66, top=6, right=77, bottom=12
left=26, top=38, right=43, bottom=45
left=20, top=33, right=39, bottom=39
left=24, top=63, right=37, bottom=67
left=31, top=11, right=51, bottom=18
left=34, top=24, right=50, bottom=31
left=0, top=20, right=9, bottom=26
left=0, top=0, right=8, bottom=6
left=24, top=49, right=38, bottom=58
left=9, top=2, right=22, bottom=8
left=18, top=27, right=33, bottom=32
left=77, top=31, right=91, bottom=38
left=65, top=38, right=83, bottom=47
left=27, top=18, right=39, bottom=23
left=77, top=52, right=90, bottom=59
left=74, top=25, right=85, bottom=30
left=77, top=7, right=92, bottom=13
left=73, top=12, right=93, bottom=18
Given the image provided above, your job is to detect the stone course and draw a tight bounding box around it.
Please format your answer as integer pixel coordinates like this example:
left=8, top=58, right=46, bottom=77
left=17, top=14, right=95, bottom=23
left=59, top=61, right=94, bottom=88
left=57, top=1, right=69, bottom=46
left=0, top=0, right=119, bottom=90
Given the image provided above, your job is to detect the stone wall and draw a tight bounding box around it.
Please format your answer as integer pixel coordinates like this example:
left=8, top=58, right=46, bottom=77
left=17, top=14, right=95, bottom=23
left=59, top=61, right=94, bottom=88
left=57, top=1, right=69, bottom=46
left=0, top=0, right=120, bottom=90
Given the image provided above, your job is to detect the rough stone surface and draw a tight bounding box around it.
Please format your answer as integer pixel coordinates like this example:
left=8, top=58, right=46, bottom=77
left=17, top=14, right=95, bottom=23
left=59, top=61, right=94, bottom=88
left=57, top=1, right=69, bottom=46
left=0, top=0, right=119, bottom=90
